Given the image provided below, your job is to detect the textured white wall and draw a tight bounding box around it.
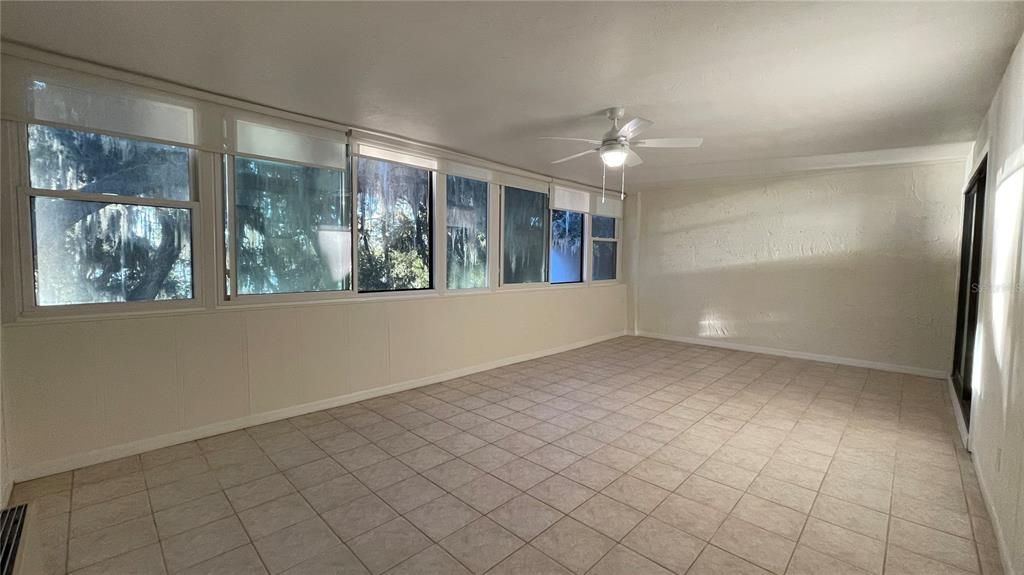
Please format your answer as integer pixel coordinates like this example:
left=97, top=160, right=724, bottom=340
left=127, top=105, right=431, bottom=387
left=636, top=161, right=966, bottom=374
left=0, top=151, right=7, bottom=506
left=0, top=127, right=9, bottom=503
left=1, top=284, right=627, bottom=480
left=969, top=31, right=1024, bottom=575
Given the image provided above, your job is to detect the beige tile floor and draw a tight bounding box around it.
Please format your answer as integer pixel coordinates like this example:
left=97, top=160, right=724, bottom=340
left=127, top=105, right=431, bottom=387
left=9, top=336, right=1003, bottom=575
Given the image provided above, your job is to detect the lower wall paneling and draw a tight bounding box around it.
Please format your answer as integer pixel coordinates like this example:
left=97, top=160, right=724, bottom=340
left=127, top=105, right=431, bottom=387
left=2, top=283, right=627, bottom=481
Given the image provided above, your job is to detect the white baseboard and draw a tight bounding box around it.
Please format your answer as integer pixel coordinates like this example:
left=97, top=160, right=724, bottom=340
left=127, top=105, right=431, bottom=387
left=973, top=458, right=1017, bottom=575
left=946, top=376, right=970, bottom=450
left=12, top=331, right=627, bottom=483
left=637, top=331, right=947, bottom=379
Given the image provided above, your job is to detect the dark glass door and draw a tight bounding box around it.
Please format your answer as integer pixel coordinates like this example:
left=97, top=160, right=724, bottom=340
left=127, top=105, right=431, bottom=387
left=951, top=158, right=987, bottom=429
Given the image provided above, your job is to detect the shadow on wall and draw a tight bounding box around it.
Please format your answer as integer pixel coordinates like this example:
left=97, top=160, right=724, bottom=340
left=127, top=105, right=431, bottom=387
left=637, top=162, right=966, bottom=372
left=639, top=251, right=958, bottom=369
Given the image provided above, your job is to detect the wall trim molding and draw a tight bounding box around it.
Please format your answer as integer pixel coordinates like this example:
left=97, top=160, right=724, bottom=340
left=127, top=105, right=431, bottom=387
left=636, top=143, right=972, bottom=192
left=11, top=330, right=628, bottom=483
left=637, top=331, right=947, bottom=378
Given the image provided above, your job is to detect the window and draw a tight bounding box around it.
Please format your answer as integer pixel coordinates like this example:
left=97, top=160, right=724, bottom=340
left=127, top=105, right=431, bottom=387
left=233, top=156, right=351, bottom=295
left=592, top=215, right=615, bottom=240
left=357, top=157, right=433, bottom=291
left=26, top=124, right=194, bottom=306
left=502, top=186, right=547, bottom=284
left=447, top=175, right=488, bottom=289
left=29, top=125, right=190, bottom=200
left=591, top=214, right=618, bottom=281
left=550, top=209, right=583, bottom=283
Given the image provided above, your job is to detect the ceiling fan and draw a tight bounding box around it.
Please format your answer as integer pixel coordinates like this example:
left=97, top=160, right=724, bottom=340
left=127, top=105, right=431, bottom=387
left=543, top=107, right=703, bottom=170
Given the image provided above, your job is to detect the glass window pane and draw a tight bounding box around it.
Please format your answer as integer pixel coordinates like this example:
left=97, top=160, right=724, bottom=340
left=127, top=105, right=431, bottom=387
left=32, top=197, right=193, bottom=305
left=593, top=241, right=618, bottom=281
left=357, top=157, right=432, bottom=291
left=592, top=215, right=616, bottom=239
left=234, top=157, right=351, bottom=295
left=550, top=210, right=583, bottom=284
left=502, top=187, right=548, bottom=284
left=28, top=124, right=190, bottom=201
left=447, top=175, right=488, bottom=289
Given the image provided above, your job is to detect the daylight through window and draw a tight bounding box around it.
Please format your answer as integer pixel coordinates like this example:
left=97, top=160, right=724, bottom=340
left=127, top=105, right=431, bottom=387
left=357, top=157, right=433, bottom=292
left=27, top=124, right=195, bottom=306
left=234, top=156, right=351, bottom=295
left=591, top=214, right=618, bottom=281
left=446, top=175, right=489, bottom=289
left=502, top=186, right=548, bottom=284
left=550, top=209, right=583, bottom=284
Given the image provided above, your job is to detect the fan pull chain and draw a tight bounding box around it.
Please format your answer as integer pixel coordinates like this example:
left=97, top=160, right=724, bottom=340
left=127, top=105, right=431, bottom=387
left=601, top=162, right=607, bottom=203
left=621, top=165, right=625, bottom=200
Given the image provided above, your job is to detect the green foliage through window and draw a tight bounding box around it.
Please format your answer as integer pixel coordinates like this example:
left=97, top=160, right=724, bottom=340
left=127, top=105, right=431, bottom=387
left=32, top=198, right=192, bottom=305
left=234, top=157, right=351, bottom=295
left=357, top=157, right=432, bottom=291
left=27, top=124, right=194, bottom=306
left=29, top=124, right=189, bottom=201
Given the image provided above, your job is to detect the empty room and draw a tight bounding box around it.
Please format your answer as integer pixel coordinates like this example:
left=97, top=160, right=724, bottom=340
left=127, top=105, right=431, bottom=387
left=0, top=2, right=1022, bottom=574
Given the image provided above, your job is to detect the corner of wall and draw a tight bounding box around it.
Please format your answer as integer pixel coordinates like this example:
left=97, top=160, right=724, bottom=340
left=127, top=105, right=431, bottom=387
left=624, top=191, right=642, bottom=335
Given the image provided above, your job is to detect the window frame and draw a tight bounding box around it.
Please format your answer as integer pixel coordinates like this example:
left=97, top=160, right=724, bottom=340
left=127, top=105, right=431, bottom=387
left=352, top=154, right=438, bottom=295
left=4, top=121, right=621, bottom=323
left=549, top=207, right=586, bottom=285
left=498, top=183, right=552, bottom=289
left=9, top=120, right=208, bottom=318
left=441, top=173, right=494, bottom=293
left=590, top=213, right=621, bottom=283
left=220, top=152, right=356, bottom=305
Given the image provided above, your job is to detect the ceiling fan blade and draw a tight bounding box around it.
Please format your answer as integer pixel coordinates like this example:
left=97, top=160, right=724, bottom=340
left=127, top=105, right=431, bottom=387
left=618, top=117, right=653, bottom=140
left=625, top=149, right=644, bottom=167
left=539, top=136, right=602, bottom=145
left=633, top=137, right=704, bottom=148
left=551, top=148, right=598, bottom=164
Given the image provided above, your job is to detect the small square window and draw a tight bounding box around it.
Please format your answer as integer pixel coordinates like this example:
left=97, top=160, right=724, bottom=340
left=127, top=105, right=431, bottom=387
left=592, top=215, right=616, bottom=239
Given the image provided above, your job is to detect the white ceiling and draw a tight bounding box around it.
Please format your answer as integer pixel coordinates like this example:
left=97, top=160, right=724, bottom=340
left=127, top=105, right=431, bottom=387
left=2, top=2, right=1022, bottom=190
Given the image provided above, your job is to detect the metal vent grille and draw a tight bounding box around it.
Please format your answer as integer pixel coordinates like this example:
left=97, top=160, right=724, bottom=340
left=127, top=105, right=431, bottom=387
left=0, top=504, right=27, bottom=575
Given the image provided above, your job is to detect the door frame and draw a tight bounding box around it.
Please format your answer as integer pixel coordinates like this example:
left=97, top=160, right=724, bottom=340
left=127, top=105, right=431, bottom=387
left=949, top=156, right=987, bottom=446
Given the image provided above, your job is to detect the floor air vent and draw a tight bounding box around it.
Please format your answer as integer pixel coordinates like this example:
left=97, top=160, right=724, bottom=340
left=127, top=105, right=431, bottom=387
left=0, top=504, right=27, bottom=575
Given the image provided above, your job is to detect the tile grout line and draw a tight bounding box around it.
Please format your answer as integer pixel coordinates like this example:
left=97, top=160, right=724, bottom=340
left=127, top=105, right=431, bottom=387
left=15, top=337, right=980, bottom=575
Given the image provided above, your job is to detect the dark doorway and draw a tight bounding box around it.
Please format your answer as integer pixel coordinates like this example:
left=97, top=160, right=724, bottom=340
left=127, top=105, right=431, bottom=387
left=951, top=157, right=987, bottom=429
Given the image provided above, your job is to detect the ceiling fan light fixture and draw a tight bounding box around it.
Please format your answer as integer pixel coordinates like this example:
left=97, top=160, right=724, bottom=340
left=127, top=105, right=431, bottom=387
left=600, top=143, right=628, bottom=168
